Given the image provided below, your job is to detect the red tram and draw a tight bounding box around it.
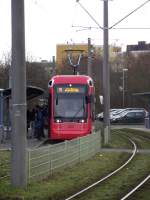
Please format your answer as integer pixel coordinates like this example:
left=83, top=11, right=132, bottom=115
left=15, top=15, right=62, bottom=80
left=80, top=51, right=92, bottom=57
left=48, top=75, right=95, bottom=140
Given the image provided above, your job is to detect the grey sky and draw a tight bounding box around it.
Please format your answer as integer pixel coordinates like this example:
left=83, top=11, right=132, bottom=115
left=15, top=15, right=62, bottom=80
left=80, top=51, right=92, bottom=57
left=0, top=0, right=150, bottom=61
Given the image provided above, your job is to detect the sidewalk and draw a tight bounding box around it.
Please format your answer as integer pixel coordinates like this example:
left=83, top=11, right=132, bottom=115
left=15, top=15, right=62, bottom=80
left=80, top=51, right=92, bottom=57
left=1, top=125, right=150, bottom=151
left=0, top=127, right=49, bottom=150
left=0, top=137, right=47, bottom=151
left=111, top=124, right=150, bottom=132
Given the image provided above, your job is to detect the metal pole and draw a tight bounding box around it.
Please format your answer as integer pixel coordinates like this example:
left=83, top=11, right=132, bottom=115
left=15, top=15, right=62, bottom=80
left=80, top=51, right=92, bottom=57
left=87, top=38, right=92, bottom=77
left=9, top=47, right=12, bottom=141
left=52, top=56, right=56, bottom=76
left=103, top=0, right=110, bottom=144
left=11, top=0, right=27, bottom=187
left=122, top=70, right=125, bottom=107
left=122, top=68, right=128, bottom=108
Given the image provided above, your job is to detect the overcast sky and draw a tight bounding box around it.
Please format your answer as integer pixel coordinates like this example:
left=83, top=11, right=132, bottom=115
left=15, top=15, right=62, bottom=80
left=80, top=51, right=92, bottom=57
left=0, top=0, right=150, bottom=61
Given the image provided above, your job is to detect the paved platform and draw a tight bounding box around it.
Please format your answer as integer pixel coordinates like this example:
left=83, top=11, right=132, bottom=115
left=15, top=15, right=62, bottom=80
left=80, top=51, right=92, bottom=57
left=111, top=124, right=150, bottom=132
left=100, top=148, right=150, bottom=154
left=0, top=137, right=47, bottom=151
left=0, top=127, right=49, bottom=150
left=1, top=125, right=150, bottom=151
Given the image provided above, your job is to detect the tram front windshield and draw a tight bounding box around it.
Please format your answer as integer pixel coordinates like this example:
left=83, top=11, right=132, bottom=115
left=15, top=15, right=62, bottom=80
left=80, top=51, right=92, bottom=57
left=54, top=85, right=87, bottom=121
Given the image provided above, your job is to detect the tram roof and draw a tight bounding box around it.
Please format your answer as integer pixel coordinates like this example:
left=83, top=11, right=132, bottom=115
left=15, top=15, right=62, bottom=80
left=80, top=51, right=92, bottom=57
left=51, top=75, right=93, bottom=84
left=2, top=86, right=45, bottom=100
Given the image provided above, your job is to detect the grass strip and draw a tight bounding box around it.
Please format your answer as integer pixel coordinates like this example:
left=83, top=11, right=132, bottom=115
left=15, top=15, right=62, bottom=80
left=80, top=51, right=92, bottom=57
left=0, top=150, right=10, bottom=178
left=0, top=128, right=149, bottom=200
left=0, top=152, right=130, bottom=200
left=76, top=154, right=150, bottom=200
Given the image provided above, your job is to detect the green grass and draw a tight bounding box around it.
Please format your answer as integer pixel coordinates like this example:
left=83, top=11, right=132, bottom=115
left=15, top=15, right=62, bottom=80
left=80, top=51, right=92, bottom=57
left=0, top=129, right=150, bottom=200
left=129, top=181, right=150, bottom=200
left=0, top=150, right=10, bottom=177
left=0, top=152, right=130, bottom=200
left=103, top=129, right=133, bottom=149
left=76, top=154, right=150, bottom=200
left=118, top=128, right=150, bottom=149
left=75, top=129, right=150, bottom=200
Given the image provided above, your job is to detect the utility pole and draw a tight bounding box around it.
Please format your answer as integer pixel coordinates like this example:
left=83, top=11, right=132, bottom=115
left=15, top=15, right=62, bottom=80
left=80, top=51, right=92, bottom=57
left=52, top=56, right=56, bottom=76
left=103, top=0, right=110, bottom=144
left=11, top=0, right=27, bottom=187
left=87, top=38, right=92, bottom=77
left=76, top=0, right=149, bottom=144
left=122, top=68, right=128, bottom=108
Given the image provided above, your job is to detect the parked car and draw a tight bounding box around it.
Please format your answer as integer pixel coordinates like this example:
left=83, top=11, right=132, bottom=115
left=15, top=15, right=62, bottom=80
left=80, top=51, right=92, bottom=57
left=110, top=108, right=148, bottom=121
left=96, top=108, right=124, bottom=121
left=96, top=108, right=147, bottom=123
left=111, top=109, right=146, bottom=124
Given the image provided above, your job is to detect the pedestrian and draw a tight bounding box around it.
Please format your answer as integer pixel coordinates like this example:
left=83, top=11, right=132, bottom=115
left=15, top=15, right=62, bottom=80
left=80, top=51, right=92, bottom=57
left=27, top=109, right=31, bottom=133
left=30, top=108, right=35, bottom=138
left=41, top=105, right=48, bottom=137
left=34, top=105, right=44, bottom=140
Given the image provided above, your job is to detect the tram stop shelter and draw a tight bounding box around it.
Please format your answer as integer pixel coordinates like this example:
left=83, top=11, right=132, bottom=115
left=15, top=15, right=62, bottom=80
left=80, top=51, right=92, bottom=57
left=0, top=86, right=45, bottom=142
left=133, top=92, right=150, bottom=128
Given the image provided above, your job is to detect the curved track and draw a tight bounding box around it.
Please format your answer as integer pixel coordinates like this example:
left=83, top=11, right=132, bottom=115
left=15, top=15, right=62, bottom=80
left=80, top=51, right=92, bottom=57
left=119, top=130, right=150, bottom=199
left=65, top=137, right=137, bottom=200
left=120, top=174, right=150, bottom=200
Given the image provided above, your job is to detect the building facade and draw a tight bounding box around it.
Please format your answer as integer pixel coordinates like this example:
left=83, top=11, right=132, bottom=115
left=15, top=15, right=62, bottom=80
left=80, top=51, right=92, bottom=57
left=56, top=43, right=122, bottom=70
left=126, top=41, right=150, bottom=56
left=56, top=43, right=89, bottom=67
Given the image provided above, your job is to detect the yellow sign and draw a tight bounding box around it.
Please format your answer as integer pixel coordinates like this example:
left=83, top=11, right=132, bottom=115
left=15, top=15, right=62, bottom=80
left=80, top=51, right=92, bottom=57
left=64, top=88, right=79, bottom=93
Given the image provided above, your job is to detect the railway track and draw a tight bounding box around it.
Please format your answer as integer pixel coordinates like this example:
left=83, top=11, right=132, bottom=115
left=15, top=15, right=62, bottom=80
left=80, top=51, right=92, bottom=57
left=65, top=130, right=150, bottom=200
left=120, top=174, right=150, bottom=200
left=0, top=129, right=150, bottom=199
left=65, top=137, right=137, bottom=200
left=119, top=130, right=150, bottom=200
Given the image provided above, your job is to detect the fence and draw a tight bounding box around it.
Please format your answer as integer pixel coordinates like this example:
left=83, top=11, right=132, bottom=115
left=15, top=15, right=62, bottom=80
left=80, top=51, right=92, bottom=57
left=27, top=130, right=101, bottom=183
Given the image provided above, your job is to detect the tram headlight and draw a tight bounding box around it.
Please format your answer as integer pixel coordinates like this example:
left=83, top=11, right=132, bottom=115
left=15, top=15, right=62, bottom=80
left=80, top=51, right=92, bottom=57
left=55, top=119, right=62, bottom=123
left=79, top=119, right=85, bottom=123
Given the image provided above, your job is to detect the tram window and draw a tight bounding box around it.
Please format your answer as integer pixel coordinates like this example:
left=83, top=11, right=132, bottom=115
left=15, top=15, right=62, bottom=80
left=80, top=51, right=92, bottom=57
left=54, top=94, right=87, bottom=119
left=56, top=95, right=58, bottom=105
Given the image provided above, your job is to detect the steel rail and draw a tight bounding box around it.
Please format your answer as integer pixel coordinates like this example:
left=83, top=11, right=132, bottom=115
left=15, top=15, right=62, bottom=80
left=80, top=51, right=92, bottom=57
left=120, top=132, right=150, bottom=199
left=121, top=174, right=150, bottom=200
left=65, top=138, right=137, bottom=200
left=134, top=134, right=150, bottom=142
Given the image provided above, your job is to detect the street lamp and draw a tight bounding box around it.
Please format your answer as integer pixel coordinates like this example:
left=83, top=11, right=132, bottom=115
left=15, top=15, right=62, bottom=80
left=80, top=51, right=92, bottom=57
left=122, top=68, right=128, bottom=108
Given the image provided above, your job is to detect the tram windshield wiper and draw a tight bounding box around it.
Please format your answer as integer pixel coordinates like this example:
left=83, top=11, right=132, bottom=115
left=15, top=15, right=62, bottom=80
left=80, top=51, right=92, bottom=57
left=72, top=102, right=85, bottom=119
